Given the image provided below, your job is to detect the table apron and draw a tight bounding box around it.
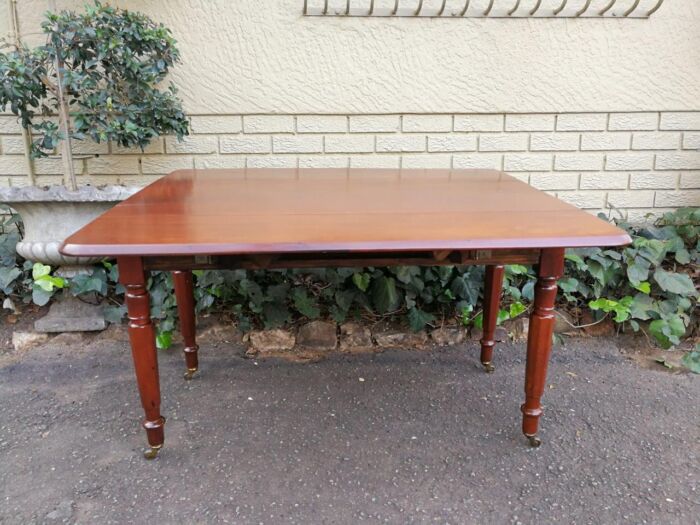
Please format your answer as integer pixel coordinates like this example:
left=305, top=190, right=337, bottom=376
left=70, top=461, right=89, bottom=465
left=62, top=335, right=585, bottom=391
left=142, top=249, right=542, bottom=272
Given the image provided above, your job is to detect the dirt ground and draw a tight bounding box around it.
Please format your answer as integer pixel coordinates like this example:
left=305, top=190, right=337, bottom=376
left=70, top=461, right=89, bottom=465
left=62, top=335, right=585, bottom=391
left=0, top=322, right=698, bottom=524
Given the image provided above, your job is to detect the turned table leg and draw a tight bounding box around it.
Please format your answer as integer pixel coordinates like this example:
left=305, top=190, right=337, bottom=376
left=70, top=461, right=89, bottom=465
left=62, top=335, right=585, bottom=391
left=480, top=264, right=505, bottom=373
left=173, top=270, right=199, bottom=380
left=118, top=256, right=166, bottom=459
left=521, top=248, right=564, bottom=447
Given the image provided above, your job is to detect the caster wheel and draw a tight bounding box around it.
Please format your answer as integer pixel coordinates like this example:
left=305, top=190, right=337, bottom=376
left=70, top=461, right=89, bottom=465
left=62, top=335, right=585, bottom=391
left=143, top=445, right=162, bottom=460
left=526, top=435, right=542, bottom=448
left=183, top=368, right=197, bottom=380
left=482, top=362, right=495, bottom=373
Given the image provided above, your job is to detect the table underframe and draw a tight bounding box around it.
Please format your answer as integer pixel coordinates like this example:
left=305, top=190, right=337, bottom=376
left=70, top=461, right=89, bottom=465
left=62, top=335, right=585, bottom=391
left=118, top=247, right=565, bottom=459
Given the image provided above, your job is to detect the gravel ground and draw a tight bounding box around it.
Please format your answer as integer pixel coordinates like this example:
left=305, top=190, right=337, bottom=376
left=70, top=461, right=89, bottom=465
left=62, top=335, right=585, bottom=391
left=0, top=333, right=698, bottom=524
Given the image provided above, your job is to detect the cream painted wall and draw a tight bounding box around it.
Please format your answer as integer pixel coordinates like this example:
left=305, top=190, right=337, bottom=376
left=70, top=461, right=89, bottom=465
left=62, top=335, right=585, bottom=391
left=2, top=0, right=698, bottom=218
left=6, top=0, right=700, bottom=115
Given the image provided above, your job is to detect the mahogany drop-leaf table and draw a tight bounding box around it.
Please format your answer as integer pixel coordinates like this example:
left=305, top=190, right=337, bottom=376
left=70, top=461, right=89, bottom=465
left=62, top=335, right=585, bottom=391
left=61, top=168, right=630, bottom=458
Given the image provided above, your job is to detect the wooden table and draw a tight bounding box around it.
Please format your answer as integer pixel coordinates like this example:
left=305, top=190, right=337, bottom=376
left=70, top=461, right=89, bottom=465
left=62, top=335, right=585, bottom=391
left=61, top=168, right=630, bottom=458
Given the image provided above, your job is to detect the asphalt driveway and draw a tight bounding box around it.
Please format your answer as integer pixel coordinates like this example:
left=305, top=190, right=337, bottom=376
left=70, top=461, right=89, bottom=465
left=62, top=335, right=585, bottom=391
left=0, top=332, right=697, bottom=524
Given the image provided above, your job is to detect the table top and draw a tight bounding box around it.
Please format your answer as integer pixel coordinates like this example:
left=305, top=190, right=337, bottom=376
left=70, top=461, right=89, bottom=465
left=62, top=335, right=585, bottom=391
left=61, top=168, right=631, bottom=257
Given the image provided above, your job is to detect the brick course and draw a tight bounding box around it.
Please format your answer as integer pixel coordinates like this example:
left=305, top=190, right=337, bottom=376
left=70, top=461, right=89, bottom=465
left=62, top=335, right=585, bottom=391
left=2, top=111, right=699, bottom=219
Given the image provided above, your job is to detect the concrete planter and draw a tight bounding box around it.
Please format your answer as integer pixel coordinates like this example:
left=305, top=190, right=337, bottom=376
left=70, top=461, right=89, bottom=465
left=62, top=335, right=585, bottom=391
left=0, top=185, right=139, bottom=332
left=0, top=185, right=138, bottom=267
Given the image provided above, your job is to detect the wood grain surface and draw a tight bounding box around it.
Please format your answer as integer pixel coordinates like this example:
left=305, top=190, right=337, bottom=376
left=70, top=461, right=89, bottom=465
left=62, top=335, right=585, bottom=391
left=61, top=169, right=631, bottom=257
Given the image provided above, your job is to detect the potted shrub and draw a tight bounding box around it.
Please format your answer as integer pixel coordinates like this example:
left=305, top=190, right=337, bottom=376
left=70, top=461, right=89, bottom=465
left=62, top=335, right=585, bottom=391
left=0, top=1, right=189, bottom=330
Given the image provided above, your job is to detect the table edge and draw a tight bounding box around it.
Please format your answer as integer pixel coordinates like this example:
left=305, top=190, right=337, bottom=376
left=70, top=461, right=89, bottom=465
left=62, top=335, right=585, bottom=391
left=60, top=233, right=633, bottom=258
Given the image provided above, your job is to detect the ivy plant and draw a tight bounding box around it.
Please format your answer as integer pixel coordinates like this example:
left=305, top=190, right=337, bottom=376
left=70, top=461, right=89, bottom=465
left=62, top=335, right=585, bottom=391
left=562, top=209, right=698, bottom=348
left=1, top=209, right=698, bottom=367
left=682, top=344, right=700, bottom=374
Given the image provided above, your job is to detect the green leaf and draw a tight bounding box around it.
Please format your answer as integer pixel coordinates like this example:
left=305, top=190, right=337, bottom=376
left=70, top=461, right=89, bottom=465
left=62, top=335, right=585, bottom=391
left=407, top=308, right=435, bottom=332
left=626, top=257, right=649, bottom=286
left=521, top=280, right=535, bottom=302
left=239, top=279, right=264, bottom=306
left=32, top=262, right=51, bottom=280
left=32, top=286, right=53, bottom=306
left=392, top=266, right=420, bottom=284
left=653, top=269, right=697, bottom=296
left=586, top=260, right=607, bottom=285
left=612, top=307, right=630, bottom=323
left=49, top=276, right=66, bottom=289
left=334, top=289, right=356, bottom=312
left=70, top=270, right=107, bottom=295
left=654, top=358, right=673, bottom=370
left=508, top=301, right=527, bottom=318
left=329, top=304, right=347, bottom=324
left=450, top=274, right=481, bottom=305
left=506, top=264, right=529, bottom=275
left=352, top=272, right=371, bottom=292
left=681, top=349, right=700, bottom=374
left=629, top=293, right=654, bottom=320
left=156, top=330, right=172, bottom=350
left=262, top=302, right=291, bottom=329
left=589, top=298, right=616, bottom=311
left=103, top=305, right=126, bottom=324
left=634, top=281, right=651, bottom=294
left=34, top=274, right=64, bottom=292
left=458, top=303, right=474, bottom=326
left=666, top=315, right=686, bottom=337
left=602, top=249, right=623, bottom=261
left=265, top=283, right=290, bottom=302
left=436, top=266, right=454, bottom=285
left=589, top=297, right=631, bottom=323
left=371, top=276, right=400, bottom=314
left=635, top=238, right=667, bottom=265
left=674, top=248, right=691, bottom=265
left=0, top=231, right=19, bottom=266
left=649, top=316, right=686, bottom=349
left=292, top=288, right=320, bottom=319
left=35, top=278, right=55, bottom=292
left=558, top=277, right=579, bottom=294
left=0, top=266, right=22, bottom=293
left=565, top=252, right=587, bottom=270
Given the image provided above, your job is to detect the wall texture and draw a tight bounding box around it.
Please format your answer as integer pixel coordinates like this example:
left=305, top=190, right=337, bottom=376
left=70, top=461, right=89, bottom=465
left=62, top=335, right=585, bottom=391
left=1, top=0, right=699, bottom=218
left=1, top=110, right=698, bottom=219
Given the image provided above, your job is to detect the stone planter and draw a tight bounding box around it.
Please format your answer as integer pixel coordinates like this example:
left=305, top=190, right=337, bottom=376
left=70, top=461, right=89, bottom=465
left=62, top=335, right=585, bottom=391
left=0, top=184, right=139, bottom=331
left=0, top=185, right=138, bottom=266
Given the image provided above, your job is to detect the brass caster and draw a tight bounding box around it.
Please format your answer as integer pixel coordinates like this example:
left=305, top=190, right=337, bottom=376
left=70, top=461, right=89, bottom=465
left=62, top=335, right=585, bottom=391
left=526, top=435, right=542, bottom=448
left=183, top=367, right=197, bottom=380
left=143, top=444, right=162, bottom=460
left=482, top=362, right=495, bottom=373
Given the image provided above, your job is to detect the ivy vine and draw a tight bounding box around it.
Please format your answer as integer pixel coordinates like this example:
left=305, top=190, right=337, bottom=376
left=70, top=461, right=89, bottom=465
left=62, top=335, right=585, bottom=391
left=1, top=208, right=697, bottom=363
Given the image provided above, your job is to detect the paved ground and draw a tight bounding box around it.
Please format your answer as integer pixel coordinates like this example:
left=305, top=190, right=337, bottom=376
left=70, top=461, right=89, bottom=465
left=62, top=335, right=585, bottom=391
left=0, top=332, right=698, bottom=524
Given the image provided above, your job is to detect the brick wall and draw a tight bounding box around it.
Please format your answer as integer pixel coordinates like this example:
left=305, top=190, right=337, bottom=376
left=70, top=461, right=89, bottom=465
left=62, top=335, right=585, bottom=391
left=1, top=111, right=699, bottom=220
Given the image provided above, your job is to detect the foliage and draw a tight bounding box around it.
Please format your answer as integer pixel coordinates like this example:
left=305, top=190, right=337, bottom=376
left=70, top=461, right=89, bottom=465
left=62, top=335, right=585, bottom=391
left=562, top=209, right=698, bottom=348
left=0, top=1, right=188, bottom=158
left=0, top=209, right=697, bottom=363
left=31, top=262, right=65, bottom=306
left=682, top=345, right=700, bottom=374
left=0, top=206, right=28, bottom=308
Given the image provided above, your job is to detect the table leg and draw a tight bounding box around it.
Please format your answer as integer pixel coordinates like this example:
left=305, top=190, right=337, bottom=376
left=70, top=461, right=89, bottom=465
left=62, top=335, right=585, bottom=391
left=480, top=264, right=505, bottom=373
left=173, top=270, right=199, bottom=380
left=521, top=248, right=564, bottom=447
left=118, top=256, right=166, bottom=459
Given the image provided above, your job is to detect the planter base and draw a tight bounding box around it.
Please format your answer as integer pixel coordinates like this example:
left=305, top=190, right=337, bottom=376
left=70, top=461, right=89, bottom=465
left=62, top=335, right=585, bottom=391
left=34, top=293, right=106, bottom=332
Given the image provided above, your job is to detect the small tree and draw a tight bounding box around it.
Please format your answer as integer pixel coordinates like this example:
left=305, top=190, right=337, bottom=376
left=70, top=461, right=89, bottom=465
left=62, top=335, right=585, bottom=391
left=0, top=1, right=189, bottom=190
